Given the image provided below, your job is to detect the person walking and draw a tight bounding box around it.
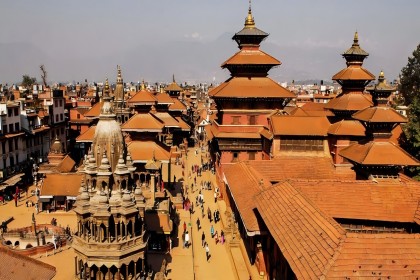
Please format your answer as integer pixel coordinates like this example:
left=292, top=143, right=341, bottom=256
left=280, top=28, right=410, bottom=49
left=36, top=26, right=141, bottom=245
left=210, top=224, right=214, bottom=238
left=184, top=231, right=190, bottom=248
left=214, top=192, right=217, bottom=203
left=201, top=232, right=206, bottom=247
left=183, top=221, right=186, bottom=233
left=205, top=243, right=211, bottom=262
left=207, top=207, right=212, bottom=222
left=221, top=230, right=225, bottom=245
left=196, top=217, right=201, bottom=230
left=214, top=231, right=219, bottom=244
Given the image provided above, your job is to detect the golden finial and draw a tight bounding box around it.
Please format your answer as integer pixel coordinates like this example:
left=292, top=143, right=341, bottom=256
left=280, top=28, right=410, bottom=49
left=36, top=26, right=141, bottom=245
left=245, top=0, right=255, bottom=28
left=141, top=80, right=145, bottom=91
left=104, top=78, right=110, bottom=96
left=353, top=31, right=359, bottom=45
left=117, top=65, right=122, bottom=83
left=379, top=70, right=385, bottom=81
left=172, top=74, right=175, bottom=83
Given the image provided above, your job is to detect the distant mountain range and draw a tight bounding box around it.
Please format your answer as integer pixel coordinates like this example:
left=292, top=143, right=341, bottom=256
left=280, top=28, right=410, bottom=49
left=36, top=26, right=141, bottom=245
left=0, top=32, right=402, bottom=85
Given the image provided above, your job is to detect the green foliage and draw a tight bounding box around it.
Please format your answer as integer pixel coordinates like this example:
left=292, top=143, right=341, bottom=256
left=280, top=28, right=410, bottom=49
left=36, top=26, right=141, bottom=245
left=21, top=75, right=37, bottom=88
left=399, top=44, right=420, bottom=105
left=399, top=44, right=420, bottom=180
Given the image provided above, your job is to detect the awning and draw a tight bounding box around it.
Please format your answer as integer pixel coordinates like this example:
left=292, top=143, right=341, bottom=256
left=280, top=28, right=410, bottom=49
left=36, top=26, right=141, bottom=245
left=40, top=195, right=53, bottom=199
left=0, top=173, right=25, bottom=190
left=66, top=196, right=77, bottom=200
left=39, top=197, right=52, bottom=202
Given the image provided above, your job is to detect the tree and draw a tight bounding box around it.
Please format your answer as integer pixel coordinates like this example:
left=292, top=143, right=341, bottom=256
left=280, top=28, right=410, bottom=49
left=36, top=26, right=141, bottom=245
left=21, top=75, right=37, bottom=88
left=399, top=44, right=420, bottom=105
left=40, top=64, right=47, bottom=87
left=399, top=44, right=420, bottom=180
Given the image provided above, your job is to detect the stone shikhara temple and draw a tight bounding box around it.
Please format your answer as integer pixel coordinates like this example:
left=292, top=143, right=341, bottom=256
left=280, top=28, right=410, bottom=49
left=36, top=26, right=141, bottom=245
left=72, top=79, right=173, bottom=279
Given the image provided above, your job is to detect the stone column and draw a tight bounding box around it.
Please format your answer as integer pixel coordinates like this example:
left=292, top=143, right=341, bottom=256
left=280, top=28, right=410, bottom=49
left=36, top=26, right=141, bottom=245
left=107, top=226, right=110, bottom=242
left=131, top=218, right=135, bottom=238
left=134, top=262, right=137, bottom=279
left=74, top=257, right=78, bottom=276
left=116, top=268, right=121, bottom=280
left=115, top=223, right=118, bottom=241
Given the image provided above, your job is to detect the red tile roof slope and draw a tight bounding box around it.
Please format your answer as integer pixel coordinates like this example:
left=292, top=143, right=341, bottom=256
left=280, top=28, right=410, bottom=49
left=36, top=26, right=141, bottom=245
left=332, top=65, right=375, bottom=81
left=270, top=115, right=330, bottom=136
left=41, top=173, right=83, bottom=196
left=121, top=113, right=164, bottom=131
left=76, top=125, right=96, bottom=142
left=127, top=141, right=171, bottom=163
left=156, top=92, right=175, bottom=105
left=209, top=77, right=295, bottom=99
left=246, top=157, right=355, bottom=182
left=328, top=120, right=365, bottom=136
left=128, top=90, right=157, bottom=104
left=221, top=49, right=281, bottom=67
left=290, top=179, right=420, bottom=223
left=84, top=101, right=103, bottom=118
left=324, top=93, right=373, bottom=111
left=255, top=182, right=346, bottom=279
left=326, top=233, right=420, bottom=278
left=352, top=106, right=408, bottom=123
left=340, top=141, right=420, bottom=166
left=223, top=162, right=271, bottom=233
left=169, top=98, right=186, bottom=111
left=153, top=112, right=180, bottom=127
left=0, top=247, right=56, bottom=280
left=288, top=107, right=309, bottom=116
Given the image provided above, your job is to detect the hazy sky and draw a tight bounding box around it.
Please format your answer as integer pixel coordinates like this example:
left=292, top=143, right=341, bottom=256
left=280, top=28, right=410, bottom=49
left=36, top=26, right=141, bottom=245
left=1, top=0, right=419, bottom=85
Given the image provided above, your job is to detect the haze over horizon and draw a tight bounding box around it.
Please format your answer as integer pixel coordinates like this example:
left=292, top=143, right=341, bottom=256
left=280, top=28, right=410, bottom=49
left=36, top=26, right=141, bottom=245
left=1, top=0, right=419, bottom=85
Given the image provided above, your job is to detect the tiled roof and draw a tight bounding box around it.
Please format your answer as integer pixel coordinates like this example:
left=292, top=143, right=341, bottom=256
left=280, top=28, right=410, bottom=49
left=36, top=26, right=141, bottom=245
left=255, top=182, right=346, bottom=280
left=216, top=131, right=261, bottom=139
left=223, top=162, right=271, bottom=233
left=153, top=112, right=180, bottom=127
left=246, top=157, right=355, bottom=182
left=175, top=117, right=191, bottom=131
left=155, top=92, right=175, bottom=105
left=324, top=93, right=373, bottom=111
left=169, top=98, right=186, bottom=111
left=76, top=125, right=96, bottom=142
left=352, top=106, right=408, bottom=123
left=328, top=120, right=366, bottom=136
left=56, top=155, right=76, bottom=173
left=339, top=141, right=420, bottom=166
left=326, top=233, right=420, bottom=278
left=234, top=26, right=268, bottom=37
left=256, top=182, right=420, bottom=279
left=291, top=179, right=420, bottom=223
left=270, top=115, right=330, bottom=136
left=288, top=107, right=309, bottom=116
left=128, top=89, right=157, bottom=104
left=145, top=212, right=173, bottom=234
left=208, top=77, right=295, bottom=99
left=127, top=141, right=171, bottom=163
left=0, top=247, right=56, bottom=280
left=121, top=113, right=164, bottom=132
left=165, top=82, right=182, bottom=92
left=332, top=66, right=375, bottom=81
left=84, top=101, right=102, bottom=118
left=41, top=173, right=83, bottom=196
left=221, top=49, right=280, bottom=67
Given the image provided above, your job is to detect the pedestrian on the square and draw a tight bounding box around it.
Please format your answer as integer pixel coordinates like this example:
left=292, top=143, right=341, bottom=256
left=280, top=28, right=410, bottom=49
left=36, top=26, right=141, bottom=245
left=183, top=221, right=186, bottom=233
left=207, top=207, right=212, bottom=222
left=210, top=224, right=214, bottom=238
left=214, top=231, right=219, bottom=244
left=201, top=232, right=206, bottom=247
left=185, top=231, right=190, bottom=248
left=196, top=217, right=201, bottom=230
left=214, top=211, right=217, bottom=224
left=205, top=243, right=210, bottom=262
left=221, top=230, right=225, bottom=245
left=214, top=192, right=217, bottom=203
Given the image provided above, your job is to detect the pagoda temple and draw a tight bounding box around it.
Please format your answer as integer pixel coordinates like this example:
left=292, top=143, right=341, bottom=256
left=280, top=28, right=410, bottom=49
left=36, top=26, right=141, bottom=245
left=208, top=4, right=294, bottom=165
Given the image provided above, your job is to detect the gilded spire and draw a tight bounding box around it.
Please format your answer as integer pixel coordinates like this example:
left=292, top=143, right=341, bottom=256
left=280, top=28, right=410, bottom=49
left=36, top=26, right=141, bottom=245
left=245, top=0, right=255, bottom=28
left=141, top=80, right=145, bottom=91
left=103, top=78, right=110, bottom=98
left=172, top=74, right=175, bottom=83
left=117, top=65, right=122, bottom=84
left=353, top=31, right=359, bottom=46
left=379, top=70, right=385, bottom=81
